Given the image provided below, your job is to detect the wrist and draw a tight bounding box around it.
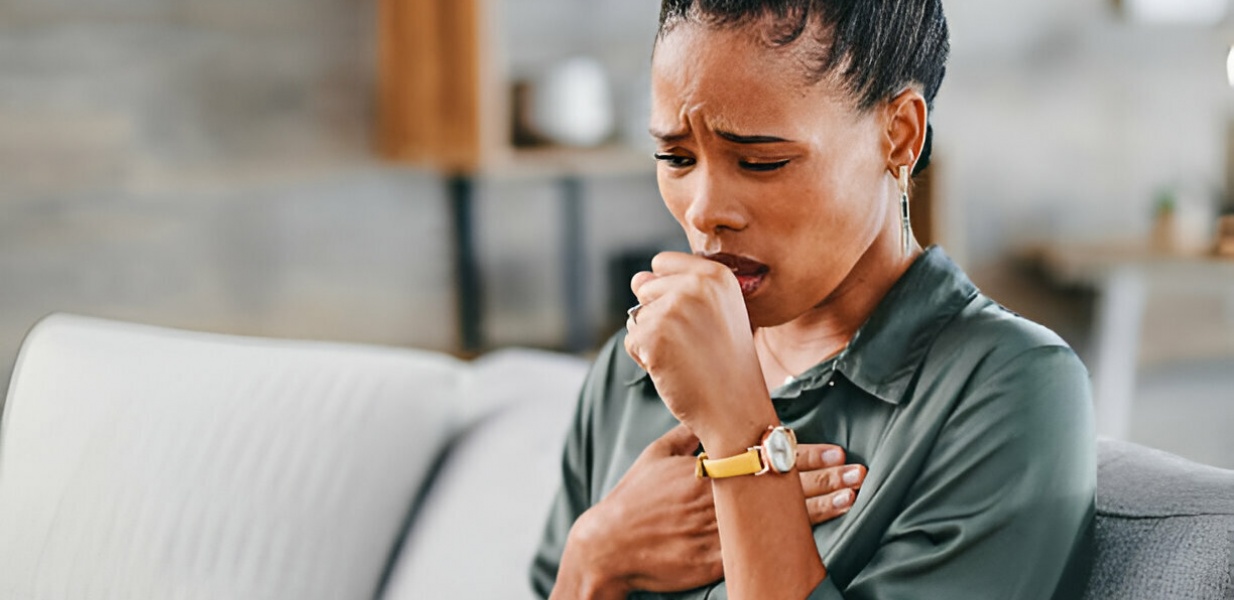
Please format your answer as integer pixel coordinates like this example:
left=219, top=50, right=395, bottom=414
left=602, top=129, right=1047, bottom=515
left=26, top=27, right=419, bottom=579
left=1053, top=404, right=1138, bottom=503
left=695, top=387, right=779, bottom=456
left=695, top=402, right=779, bottom=459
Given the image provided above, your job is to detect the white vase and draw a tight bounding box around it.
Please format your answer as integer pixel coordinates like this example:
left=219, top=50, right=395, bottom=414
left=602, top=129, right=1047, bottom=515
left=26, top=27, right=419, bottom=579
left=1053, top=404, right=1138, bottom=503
left=528, top=57, right=616, bottom=148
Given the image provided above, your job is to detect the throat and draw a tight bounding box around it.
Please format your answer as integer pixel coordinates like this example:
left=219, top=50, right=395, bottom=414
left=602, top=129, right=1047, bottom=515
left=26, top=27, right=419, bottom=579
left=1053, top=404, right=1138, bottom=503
left=756, top=328, right=848, bottom=394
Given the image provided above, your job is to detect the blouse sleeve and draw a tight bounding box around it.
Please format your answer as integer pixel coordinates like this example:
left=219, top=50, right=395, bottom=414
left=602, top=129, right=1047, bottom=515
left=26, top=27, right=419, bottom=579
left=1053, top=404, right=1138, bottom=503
left=528, top=339, right=617, bottom=599
left=810, top=344, right=1096, bottom=600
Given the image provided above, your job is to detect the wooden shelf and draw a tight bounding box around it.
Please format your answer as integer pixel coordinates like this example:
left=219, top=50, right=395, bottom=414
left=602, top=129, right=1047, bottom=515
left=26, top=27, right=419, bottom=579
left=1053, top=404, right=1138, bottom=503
left=480, top=144, right=654, bottom=180
left=376, top=0, right=652, bottom=179
left=376, top=0, right=655, bottom=352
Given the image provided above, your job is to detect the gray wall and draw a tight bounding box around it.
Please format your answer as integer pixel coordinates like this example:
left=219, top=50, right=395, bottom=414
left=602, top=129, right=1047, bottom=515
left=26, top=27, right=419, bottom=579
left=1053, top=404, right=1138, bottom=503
left=1, top=0, right=1230, bottom=383
left=0, top=0, right=687, bottom=389
left=938, top=1, right=1231, bottom=265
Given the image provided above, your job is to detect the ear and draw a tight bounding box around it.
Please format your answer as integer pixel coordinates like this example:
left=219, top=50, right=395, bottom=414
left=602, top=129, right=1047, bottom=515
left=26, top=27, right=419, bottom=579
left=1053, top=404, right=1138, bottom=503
left=883, top=88, right=928, bottom=176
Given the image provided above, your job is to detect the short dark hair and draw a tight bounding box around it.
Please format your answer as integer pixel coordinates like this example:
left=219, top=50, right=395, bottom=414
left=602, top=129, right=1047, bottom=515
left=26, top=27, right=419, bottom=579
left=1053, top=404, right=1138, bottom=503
left=657, top=0, right=950, bottom=113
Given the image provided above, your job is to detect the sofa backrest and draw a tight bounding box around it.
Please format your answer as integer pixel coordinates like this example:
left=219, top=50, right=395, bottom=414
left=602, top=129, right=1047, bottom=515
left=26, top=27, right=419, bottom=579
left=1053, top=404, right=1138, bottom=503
left=379, top=348, right=590, bottom=600
left=0, top=314, right=464, bottom=600
left=1082, top=439, right=1234, bottom=599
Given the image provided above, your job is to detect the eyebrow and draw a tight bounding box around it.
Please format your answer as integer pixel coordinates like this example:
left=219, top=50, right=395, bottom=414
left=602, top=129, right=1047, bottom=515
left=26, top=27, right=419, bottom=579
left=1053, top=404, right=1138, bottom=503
left=648, top=127, right=791, bottom=145
left=649, top=127, right=689, bottom=143
left=715, top=130, right=791, bottom=144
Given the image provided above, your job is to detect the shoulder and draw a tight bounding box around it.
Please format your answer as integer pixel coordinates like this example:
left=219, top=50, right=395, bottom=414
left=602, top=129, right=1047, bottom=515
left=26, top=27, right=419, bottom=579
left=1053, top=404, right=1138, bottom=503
left=931, top=293, right=1088, bottom=386
left=919, top=295, right=1094, bottom=472
left=919, top=293, right=1092, bottom=445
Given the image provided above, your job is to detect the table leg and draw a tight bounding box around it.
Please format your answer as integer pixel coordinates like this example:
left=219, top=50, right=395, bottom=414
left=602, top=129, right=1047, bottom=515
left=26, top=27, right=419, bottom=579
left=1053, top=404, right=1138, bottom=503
left=449, top=174, right=484, bottom=353
left=1090, top=266, right=1147, bottom=440
left=559, top=175, right=589, bottom=353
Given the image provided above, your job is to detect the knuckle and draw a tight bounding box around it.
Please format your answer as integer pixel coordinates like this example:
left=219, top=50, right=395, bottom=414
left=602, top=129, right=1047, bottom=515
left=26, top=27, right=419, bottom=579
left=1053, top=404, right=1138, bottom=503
left=805, top=498, right=828, bottom=524
left=809, top=469, right=839, bottom=493
left=688, top=271, right=712, bottom=290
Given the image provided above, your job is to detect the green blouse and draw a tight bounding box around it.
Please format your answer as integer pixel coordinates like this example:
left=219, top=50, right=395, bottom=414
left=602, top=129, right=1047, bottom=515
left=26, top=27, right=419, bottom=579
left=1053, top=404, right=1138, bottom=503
left=531, top=246, right=1096, bottom=599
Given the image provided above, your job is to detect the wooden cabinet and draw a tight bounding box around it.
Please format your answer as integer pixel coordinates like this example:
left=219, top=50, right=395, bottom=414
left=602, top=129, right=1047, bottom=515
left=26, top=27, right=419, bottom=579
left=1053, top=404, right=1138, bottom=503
left=378, top=0, right=484, bottom=171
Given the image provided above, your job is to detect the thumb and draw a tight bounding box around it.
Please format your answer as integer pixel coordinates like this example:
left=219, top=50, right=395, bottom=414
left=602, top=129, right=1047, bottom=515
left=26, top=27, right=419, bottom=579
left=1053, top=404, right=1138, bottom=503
left=652, top=423, right=701, bottom=456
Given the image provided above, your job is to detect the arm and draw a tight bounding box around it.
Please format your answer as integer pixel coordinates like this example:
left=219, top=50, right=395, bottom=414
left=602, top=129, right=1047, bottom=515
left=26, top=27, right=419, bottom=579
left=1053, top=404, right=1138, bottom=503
left=525, top=387, right=592, bottom=597
left=625, top=252, right=829, bottom=598
left=811, top=345, right=1096, bottom=599
left=530, top=338, right=729, bottom=599
left=703, top=421, right=829, bottom=599
left=530, top=349, right=602, bottom=599
left=531, top=336, right=864, bottom=599
left=624, top=252, right=1094, bottom=599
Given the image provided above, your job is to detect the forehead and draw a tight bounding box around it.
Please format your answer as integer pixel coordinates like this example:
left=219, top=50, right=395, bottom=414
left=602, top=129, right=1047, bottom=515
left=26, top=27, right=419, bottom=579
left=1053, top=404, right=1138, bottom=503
left=650, top=22, right=851, bottom=134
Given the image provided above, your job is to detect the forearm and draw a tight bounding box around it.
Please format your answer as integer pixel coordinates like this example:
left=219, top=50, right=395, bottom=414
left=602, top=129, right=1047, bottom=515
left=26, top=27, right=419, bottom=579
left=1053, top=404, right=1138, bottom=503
left=550, top=509, right=631, bottom=600
left=700, top=414, right=827, bottom=599
left=710, top=462, right=826, bottom=598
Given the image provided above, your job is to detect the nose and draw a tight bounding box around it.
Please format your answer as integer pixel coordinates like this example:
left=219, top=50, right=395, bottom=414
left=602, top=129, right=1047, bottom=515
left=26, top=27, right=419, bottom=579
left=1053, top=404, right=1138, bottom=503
left=682, top=171, right=748, bottom=236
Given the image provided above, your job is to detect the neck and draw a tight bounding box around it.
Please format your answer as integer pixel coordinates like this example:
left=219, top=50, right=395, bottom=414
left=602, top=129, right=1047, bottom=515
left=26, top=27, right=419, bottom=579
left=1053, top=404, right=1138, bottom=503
left=758, top=230, right=921, bottom=378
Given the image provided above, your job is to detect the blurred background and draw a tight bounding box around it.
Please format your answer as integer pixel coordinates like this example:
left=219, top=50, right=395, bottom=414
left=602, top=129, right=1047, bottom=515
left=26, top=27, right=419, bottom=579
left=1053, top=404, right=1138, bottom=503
left=1, top=0, right=1231, bottom=466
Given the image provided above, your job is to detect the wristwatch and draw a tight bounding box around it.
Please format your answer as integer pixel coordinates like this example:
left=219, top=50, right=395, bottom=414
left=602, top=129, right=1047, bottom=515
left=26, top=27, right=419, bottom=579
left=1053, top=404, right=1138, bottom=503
left=695, top=425, right=797, bottom=479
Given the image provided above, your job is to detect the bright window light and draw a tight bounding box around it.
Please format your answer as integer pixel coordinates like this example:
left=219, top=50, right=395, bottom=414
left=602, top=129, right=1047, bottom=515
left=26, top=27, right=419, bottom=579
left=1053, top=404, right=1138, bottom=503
left=1125, top=0, right=1228, bottom=24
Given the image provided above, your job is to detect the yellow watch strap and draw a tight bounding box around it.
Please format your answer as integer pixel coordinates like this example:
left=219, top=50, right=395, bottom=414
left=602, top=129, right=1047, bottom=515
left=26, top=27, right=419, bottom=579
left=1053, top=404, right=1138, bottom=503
left=696, top=448, right=764, bottom=479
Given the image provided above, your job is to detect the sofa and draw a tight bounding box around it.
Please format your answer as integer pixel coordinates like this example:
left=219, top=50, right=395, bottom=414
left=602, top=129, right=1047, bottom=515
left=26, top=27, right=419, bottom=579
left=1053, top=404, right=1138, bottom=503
left=0, top=314, right=1230, bottom=599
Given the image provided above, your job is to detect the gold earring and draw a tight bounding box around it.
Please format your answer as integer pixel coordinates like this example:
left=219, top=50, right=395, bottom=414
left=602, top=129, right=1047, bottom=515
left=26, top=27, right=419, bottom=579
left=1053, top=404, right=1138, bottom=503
left=898, top=165, right=912, bottom=255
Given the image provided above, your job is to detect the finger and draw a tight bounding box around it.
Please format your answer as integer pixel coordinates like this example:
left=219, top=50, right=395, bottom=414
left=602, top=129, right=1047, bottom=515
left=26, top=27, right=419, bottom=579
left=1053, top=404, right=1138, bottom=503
left=795, top=444, right=847, bottom=471
left=650, top=251, right=705, bottom=276
left=624, top=328, right=647, bottom=370
left=651, top=423, right=701, bottom=456
left=630, top=271, right=658, bottom=298
left=629, top=273, right=689, bottom=309
left=651, top=252, right=735, bottom=289
left=799, top=465, right=866, bottom=498
left=806, top=488, right=856, bottom=525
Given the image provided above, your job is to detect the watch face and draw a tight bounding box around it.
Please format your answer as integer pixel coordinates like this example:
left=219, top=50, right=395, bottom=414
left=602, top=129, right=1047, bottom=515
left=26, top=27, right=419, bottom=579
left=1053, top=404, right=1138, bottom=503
left=765, top=428, right=796, bottom=473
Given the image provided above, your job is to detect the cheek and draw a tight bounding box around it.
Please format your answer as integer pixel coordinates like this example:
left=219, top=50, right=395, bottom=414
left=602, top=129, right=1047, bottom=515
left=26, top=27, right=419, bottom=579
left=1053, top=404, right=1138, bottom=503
left=766, top=170, right=883, bottom=274
left=657, top=171, right=688, bottom=224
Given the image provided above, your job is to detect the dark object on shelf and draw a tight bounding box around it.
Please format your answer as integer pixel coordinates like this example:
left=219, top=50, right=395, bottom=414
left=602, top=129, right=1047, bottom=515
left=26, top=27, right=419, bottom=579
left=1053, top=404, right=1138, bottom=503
left=510, top=80, right=550, bottom=148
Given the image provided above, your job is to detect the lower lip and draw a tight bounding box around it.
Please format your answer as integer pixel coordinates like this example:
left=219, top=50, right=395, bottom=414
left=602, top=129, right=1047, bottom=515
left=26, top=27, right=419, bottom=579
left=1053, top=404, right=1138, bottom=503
left=735, top=273, right=767, bottom=298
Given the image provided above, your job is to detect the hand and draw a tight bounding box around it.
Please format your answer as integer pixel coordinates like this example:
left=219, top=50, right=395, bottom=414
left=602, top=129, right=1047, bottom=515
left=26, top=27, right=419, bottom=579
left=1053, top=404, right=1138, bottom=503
left=559, top=425, right=720, bottom=596
left=555, top=427, right=867, bottom=597
left=624, top=252, right=772, bottom=451
left=797, top=443, right=867, bottom=521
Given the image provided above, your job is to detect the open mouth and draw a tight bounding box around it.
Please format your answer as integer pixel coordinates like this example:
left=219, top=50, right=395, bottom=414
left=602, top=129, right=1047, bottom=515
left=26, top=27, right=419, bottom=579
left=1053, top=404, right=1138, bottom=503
left=703, top=253, right=771, bottom=298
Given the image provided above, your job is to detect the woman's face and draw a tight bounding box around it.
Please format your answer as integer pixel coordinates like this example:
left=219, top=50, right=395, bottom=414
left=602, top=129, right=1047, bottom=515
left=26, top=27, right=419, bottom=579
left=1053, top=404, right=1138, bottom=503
left=651, top=22, right=894, bottom=328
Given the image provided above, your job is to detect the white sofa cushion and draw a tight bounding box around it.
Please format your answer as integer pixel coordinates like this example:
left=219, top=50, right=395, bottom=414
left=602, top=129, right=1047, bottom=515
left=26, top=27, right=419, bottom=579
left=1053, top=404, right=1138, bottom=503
left=382, top=348, right=590, bottom=600
left=0, top=314, right=463, bottom=600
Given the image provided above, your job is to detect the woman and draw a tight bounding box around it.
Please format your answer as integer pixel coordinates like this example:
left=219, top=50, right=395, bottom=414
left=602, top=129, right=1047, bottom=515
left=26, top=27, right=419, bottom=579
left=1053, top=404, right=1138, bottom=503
left=532, top=1, right=1095, bottom=598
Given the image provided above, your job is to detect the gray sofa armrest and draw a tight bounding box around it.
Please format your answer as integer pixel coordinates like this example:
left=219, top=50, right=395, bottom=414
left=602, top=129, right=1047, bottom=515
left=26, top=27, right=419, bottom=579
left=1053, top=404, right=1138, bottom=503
left=1082, top=439, right=1234, bottom=600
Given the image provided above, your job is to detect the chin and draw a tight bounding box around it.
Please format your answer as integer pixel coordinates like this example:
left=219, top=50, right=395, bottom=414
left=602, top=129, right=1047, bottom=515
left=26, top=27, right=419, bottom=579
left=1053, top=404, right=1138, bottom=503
left=744, top=297, right=793, bottom=329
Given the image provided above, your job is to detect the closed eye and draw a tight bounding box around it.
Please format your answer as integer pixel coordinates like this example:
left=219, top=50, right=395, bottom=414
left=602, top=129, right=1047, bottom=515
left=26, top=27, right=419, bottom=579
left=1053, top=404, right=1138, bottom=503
left=654, top=153, right=696, bottom=169
left=739, top=159, right=791, bottom=172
